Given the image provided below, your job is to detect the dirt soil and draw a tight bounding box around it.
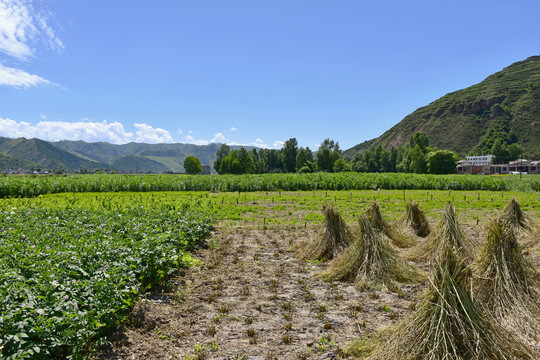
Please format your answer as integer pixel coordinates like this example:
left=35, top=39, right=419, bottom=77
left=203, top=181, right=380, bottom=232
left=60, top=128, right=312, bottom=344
left=97, top=225, right=423, bottom=360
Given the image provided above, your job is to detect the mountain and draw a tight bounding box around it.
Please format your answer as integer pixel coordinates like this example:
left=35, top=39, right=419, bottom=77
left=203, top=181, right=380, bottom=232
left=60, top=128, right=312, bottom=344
left=0, top=153, right=39, bottom=170
left=110, top=155, right=171, bottom=173
left=344, top=55, right=540, bottom=159
left=53, top=141, right=253, bottom=173
left=0, top=137, right=107, bottom=171
left=0, top=137, right=254, bottom=173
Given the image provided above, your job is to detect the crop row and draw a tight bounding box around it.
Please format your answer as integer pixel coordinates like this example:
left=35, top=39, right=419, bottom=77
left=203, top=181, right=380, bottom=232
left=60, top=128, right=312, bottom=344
left=1, top=172, right=537, bottom=198
left=0, top=205, right=214, bottom=359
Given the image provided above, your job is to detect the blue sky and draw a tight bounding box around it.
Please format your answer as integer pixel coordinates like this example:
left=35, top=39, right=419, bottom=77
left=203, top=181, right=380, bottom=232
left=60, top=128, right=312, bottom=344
left=1, top=0, right=539, bottom=150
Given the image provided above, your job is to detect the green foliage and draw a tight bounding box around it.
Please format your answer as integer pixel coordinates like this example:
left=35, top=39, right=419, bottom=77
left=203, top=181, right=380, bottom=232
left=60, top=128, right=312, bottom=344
left=333, top=158, right=352, bottom=172
left=296, top=147, right=314, bottom=172
left=282, top=138, right=298, bottom=173
left=0, top=204, right=214, bottom=358
left=0, top=172, right=528, bottom=200
left=409, top=145, right=428, bottom=174
left=426, top=150, right=457, bottom=174
left=213, top=144, right=230, bottom=173
left=409, top=132, right=430, bottom=151
left=317, top=139, right=341, bottom=172
left=184, top=156, right=202, bottom=175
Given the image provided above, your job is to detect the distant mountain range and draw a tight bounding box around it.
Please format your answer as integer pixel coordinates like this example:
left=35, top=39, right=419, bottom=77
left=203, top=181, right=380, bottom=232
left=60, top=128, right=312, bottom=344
left=0, top=137, right=251, bottom=173
left=344, top=55, right=540, bottom=159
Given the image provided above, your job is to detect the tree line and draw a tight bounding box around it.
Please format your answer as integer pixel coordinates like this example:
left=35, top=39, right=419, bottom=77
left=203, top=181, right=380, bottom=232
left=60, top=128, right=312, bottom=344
left=183, top=131, right=525, bottom=175
left=204, top=133, right=457, bottom=175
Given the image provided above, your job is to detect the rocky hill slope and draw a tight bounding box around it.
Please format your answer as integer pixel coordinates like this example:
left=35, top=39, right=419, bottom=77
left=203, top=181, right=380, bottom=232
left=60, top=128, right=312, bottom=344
left=344, top=55, right=540, bottom=159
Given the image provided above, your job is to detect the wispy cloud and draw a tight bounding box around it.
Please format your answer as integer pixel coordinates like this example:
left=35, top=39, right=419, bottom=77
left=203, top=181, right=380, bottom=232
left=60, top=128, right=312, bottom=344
left=0, top=63, right=53, bottom=87
left=0, top=0, right=63, bottom=87
left=0, top=117, right=134, bottom=144
left=230, top=126, right=238, bottom=132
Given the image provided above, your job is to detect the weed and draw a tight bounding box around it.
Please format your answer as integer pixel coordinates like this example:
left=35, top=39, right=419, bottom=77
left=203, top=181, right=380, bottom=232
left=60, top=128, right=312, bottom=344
left=283, top=322, right=293, bottom=331
left=323, top=322, right=332, bottom=330
left=282, top=334, right=292, bottom=344
left=283, top=301, right=292, bottom=311
left=208, top=325, right=216, bottom=337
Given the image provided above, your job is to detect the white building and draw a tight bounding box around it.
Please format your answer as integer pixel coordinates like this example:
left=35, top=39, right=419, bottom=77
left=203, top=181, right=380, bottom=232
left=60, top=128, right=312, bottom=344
left=465, top=155, right=494, bottom=166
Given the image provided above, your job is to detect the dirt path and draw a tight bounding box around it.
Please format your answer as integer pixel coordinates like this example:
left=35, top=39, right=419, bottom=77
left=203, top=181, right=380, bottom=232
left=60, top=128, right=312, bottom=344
left=97, top=225, right=420, bottom=359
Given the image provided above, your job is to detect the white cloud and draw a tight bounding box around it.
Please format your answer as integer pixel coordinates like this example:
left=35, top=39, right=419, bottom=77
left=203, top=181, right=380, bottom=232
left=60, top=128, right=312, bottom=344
left=273, top=140, right=285, bottom=149
left=178, top=129, right=183, bottom=135
left=0, top=117, right=134, bottom=144
left=184, top=132, right=227, bottom=146
left=134, top=123, right=173, bottom=143
left=211, top=132, right=225, bottom=143
left=39, top=113, right=47, bottom=119
left=0, top=63, right=53, bottom=87
left=0, top=0, right=62, bottom=87
left=230, top=126, right=238, bottom=132
left=0, top=0, right=63, bottom=60
left=252, top=138, right=269, bottom=149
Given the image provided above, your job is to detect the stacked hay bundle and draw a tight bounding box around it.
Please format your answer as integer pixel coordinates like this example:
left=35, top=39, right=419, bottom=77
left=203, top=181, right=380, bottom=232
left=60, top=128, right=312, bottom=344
left=500, top=198, right=531, bottom=231
left=364, top=246, right=536, bottom=360
left=473, top=220, right=540, bottom=346
left=410, top=203, right=475, bottom=262
left=366, top=201, right=416, bottom=248
left=295, top=204, right=354, bottom=261
left=401, top=200, right=431, bottom=237
left=319, top=215, right=424, bottom=291
left=499, top=198, right=538, bottom=247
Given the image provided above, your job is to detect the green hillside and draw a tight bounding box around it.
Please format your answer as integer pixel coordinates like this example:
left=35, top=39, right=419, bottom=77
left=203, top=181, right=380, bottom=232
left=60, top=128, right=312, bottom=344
left=0, top=153, right=39, bottom=170
left=53, top=141, right=254, bottom=172
left=0, top=137, right=107, bottom=171
left=110, top=155, right=171, bottom=173
left=344, top=55, right=540, bottom=159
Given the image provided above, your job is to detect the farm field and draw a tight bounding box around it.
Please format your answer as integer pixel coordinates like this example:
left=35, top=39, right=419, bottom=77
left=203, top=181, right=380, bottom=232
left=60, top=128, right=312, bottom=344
left=1, top=172, right=540, bottom=198
left=2, top=187, right=540, bottom=359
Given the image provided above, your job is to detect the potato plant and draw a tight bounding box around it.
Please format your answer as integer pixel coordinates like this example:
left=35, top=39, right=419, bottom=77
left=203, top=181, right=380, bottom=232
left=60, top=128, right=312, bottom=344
left=0, top=205, right=214, bottom=359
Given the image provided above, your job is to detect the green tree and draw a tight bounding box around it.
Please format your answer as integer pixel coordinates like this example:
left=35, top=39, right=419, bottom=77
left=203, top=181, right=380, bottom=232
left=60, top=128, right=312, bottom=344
left=491, top=139, right=509, bottom=164
left=409, top=132, right=430, bottom=151
left=281, top=138, right=298, bottom=173
left=410, top=145, right=427, bottom=173
left=220, top=151, right=241, bottom=174
left=317, top=138, right=341, bottom=172
left=184, top=156, right=202, bottom=175
left=237, top=147, right=255, bottom=174
left=507, top=143, right=523, bottom=162
left=426, top=150, right=457, bottom=174
left=296, top=147, right=313, bottom=172
left=333, top=158, right=352, bottom=172
left=214, top=144, right=230, bottom=174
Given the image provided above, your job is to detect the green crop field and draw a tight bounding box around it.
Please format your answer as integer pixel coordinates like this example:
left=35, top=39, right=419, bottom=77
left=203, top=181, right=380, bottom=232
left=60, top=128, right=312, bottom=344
left=0, top=172, right=539, bottom=198
left=1, top=173, right=539, bottom=359
left=0, top=198, right=214, bottom=359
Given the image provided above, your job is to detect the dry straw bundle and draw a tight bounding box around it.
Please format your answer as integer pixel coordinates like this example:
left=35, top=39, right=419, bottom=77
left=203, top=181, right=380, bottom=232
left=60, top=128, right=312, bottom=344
left=295, top=204, right=353, bottom=261
left=410, top=202, right=474, bottom=262
left=499, top=198, right=538, bottom=248
left=500, top=198, right=531, bottom=231
left=366, top=201, right=416, bottom=248
left=365, top=246, right=536, bottom=360
left=401, top=200, right=431, bottom=237
left=319, top=215, right=424, bottom=291
left=473, top=220, right=540, bottom=345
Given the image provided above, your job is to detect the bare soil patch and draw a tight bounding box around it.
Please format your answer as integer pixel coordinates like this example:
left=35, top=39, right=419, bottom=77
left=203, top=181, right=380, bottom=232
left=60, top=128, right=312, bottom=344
left=97, top=226, right=421, bottom=359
